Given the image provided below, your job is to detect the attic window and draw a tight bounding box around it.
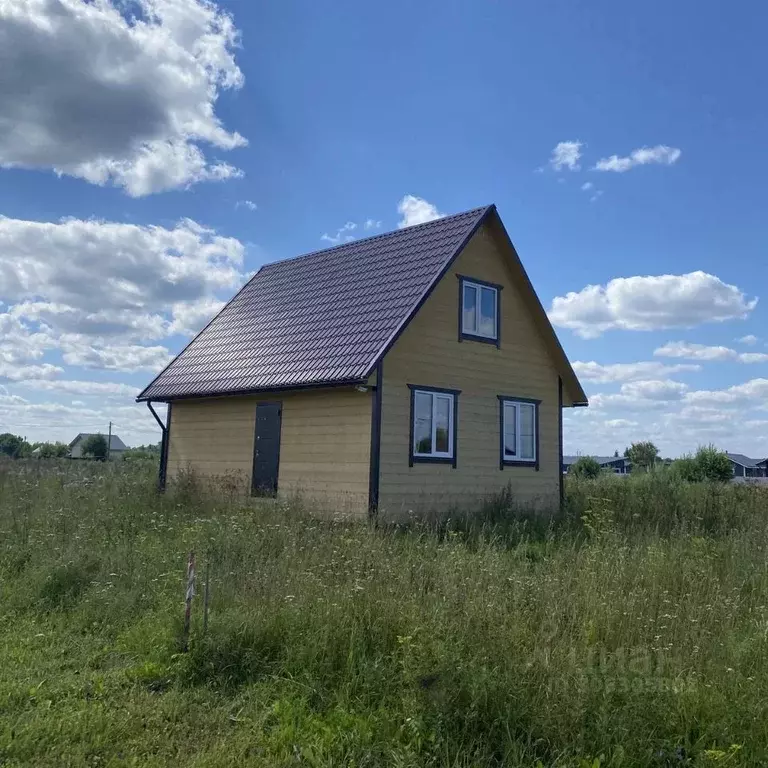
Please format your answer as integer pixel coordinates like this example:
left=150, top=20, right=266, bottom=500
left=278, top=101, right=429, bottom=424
left=458, top=276, right=501, bottom=345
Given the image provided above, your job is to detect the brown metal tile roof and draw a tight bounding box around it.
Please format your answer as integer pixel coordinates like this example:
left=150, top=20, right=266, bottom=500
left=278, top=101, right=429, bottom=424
left=138, top=206, right=492, bottom=401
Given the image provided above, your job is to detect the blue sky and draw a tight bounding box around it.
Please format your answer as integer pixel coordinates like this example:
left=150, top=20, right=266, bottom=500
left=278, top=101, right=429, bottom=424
left=1, top=0, right=766, bottom=457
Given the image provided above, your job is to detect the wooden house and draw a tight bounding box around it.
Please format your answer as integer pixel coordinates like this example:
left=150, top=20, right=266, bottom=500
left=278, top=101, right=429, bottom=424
left=138, top=205, right=587, bottom=518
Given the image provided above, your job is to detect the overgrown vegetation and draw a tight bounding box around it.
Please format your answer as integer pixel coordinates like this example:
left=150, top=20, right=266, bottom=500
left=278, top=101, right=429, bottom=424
left=2, top=461, right=768, bottom=766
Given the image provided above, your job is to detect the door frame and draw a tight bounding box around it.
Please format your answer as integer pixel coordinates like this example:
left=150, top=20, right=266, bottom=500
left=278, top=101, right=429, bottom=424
left=251, top=400, right=283, bottom=497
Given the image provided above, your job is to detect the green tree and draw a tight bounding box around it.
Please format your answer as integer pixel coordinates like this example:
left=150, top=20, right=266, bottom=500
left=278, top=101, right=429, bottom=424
left=0, top=433, right=29, bottom=458
left=624, top=441, right=659, bottom=472
left=673, top=446, right=733, bottom=483
left=569, top=456, right=602, bottom=479
left=34, top=442, right=70, bottom=459
left=81, top=434, right=108, bottom=460
left=694, top=445, right=733, bottom=482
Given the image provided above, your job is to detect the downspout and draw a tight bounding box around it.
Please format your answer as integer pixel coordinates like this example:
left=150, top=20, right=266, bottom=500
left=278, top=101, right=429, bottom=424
left=146, top=401, right=169, bottom=491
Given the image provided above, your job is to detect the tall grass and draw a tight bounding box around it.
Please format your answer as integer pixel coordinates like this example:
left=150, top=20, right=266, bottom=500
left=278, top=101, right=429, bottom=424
left=1, top=461, right=768, bottom=766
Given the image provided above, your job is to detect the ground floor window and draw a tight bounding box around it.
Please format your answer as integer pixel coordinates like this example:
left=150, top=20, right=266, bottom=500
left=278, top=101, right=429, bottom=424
left=408, top=385, right=460, bottom=466
left=499, top=396, right=540, bottom=469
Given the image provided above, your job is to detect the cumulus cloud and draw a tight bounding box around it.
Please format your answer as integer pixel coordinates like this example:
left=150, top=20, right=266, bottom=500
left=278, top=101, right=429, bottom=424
left=321, top=221, right=357, bottom=245
left=237, top=200, right=257, bottom=211
left=548, top=141, right=583, bottom=171
left=23, top=380, right=140, bottom=398
left=0, top=214, right=244, bottom=383
left=0, top=362, right=63, bottom=381
left=0, top=215, right=244, bottom=336
left=737, top=335, right=759, bottom=346
left=549, top=271, right=757, bottom=338
left=594, top=145, right=681, bottom=173
left=573, top=360, right=700, bottom=383
left=0, top=0, right=246, bottom=196
left=397, top=195, right=445, bottom=228
left=364, top=219, right=382, bottom=230
left=654, top=341, right=768, bottom=364
left=619, top=379, right=688, bottom=401
left=683, top=379, right=768, bottom=407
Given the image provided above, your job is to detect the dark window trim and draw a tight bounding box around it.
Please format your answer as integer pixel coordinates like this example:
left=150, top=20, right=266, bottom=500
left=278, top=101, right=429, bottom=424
left=251, top=400, right=282, bottom=497
left=368, top=361, right=383, bottom=518
left=407, top=384, right=461, bottom=468
left=497, top=395, right=541, bottom=471
left=457, top=275, right=502, bottom=348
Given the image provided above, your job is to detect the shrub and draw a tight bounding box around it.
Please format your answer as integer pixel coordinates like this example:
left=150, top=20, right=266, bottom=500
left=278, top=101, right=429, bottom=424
left=569, top=455, right=602, bottom=479
left=81, top=433, right=108, bottom=460
left=674, top=445, right=733, bottom=483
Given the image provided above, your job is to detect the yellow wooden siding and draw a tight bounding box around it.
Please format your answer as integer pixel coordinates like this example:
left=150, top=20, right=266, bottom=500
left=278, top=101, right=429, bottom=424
left=378, top=223, right=561, bottom=517
left=168, top=388, right=371, bottom=517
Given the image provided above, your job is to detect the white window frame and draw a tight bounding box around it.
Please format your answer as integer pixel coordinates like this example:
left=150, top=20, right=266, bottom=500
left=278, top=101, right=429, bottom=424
left=461, top=280, right=498, bottom=340
left=501, top=398, right=538, bottom=465
left=412, top=389, right=455, bottom=460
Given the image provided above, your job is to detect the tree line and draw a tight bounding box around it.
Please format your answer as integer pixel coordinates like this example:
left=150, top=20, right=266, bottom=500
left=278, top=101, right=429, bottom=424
left=0, top=433, right=160, bottom=461
left=569, top=442, right=734, bottom=482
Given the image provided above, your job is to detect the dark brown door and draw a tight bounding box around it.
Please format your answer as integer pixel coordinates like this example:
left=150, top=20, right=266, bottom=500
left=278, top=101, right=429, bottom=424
left=251, top=402, right=282, bottom=496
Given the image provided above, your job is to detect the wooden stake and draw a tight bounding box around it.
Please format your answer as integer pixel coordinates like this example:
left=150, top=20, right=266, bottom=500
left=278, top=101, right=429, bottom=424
left=182, top=551, right=196, bottom=652
left=203, top=557, right=211, bottom=636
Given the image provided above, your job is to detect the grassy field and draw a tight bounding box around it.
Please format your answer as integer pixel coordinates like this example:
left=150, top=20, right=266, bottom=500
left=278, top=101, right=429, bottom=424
left=2, top=462, right=768, bottom=766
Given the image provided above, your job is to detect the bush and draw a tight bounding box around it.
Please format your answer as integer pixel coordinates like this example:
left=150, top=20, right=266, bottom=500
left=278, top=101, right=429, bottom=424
left=569, top=455, right=602, bottom=479
left=673, top=445, right=733, bottom=483
left=81, top=433, right=108, bottom=460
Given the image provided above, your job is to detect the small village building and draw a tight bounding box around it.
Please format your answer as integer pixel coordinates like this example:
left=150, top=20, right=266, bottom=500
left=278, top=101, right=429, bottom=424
left=138, top=205, right=587, bottom=518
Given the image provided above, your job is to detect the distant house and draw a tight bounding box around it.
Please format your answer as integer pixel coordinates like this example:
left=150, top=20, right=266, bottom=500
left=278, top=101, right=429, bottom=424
left=726, top=453, right=767, bottom=478
left=137, top=204, right=588, bottom=518
left=563, top=455, right=632, bottom=475
left=69, top=433, right=128, bottom=460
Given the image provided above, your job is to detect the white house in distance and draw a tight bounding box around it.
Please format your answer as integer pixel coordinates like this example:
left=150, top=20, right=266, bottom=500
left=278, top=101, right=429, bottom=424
left=69, top=433, right=128, bottom=459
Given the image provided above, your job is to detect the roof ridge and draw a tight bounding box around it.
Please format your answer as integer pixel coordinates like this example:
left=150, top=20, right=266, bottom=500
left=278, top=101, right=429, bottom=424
left=259, top=205, right=493, bottom=271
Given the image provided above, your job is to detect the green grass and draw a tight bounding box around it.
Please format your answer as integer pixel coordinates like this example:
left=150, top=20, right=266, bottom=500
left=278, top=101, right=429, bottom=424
left=2, top=461, right=768, bottom=766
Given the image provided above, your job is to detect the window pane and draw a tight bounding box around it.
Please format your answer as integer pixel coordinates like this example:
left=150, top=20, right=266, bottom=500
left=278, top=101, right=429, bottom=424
left=503, top=402, right=517, bottom=456
left=479, top=287, right=497, bottom=338
left=520, top=404, right=535, bottom=460
left=414, top=392, right=433, bottom=454
left=463, top=284, right=477, bottom=333
left=435, top=395, right=451, bottom=453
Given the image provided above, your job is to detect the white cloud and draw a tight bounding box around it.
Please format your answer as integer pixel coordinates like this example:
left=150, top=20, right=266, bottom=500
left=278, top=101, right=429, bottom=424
left=237, top=200, right=257, bottom=211
left=0, top=215, right=244, bottom=338
left=23, top=380, right=140, bottom=398
left=0, top=0, right=246, bottom=196
left=549, top=141, right=583, bottom=172
left=59, top=339, right=172, bottom=373
left=619, top=379, right=688, bottom=401
left=654, top=341, right=768, bottom=364
left=0, top=362, right=63, bottom=381
left=590, top=190, right=604, bottom=203
left=594, top=145, right=681, bottom=173
left=364, top=219, right=382, bottom=230
left=683, top=379, right=768, bottom=407
left=737, top=334, right=759, bottom=346
left=321, top=221, right=357, bottom=245
left=397, top=195, right=445, bottom=228
left=581, top=182, right=593, bottom=191
left=550, top=271, right=757, bottom=338
left=573, top=360, right=701, bottom=383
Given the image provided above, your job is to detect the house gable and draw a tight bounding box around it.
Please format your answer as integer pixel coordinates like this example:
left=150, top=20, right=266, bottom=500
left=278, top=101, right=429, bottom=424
left=376, top=220, right=566, bottom=516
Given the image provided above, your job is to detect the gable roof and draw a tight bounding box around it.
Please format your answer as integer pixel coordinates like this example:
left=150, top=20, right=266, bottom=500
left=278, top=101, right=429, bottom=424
left=69, top=433, right=128, bottom=451
left=138, top=205, right=587, bottom=404
left=563, top=455, right=629, bottom=466
left=726, top=452, right=764, bottom=468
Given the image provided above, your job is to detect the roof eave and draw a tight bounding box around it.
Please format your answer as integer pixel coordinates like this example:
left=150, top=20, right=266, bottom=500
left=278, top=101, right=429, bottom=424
left=136, top=375, right=369, bottom=404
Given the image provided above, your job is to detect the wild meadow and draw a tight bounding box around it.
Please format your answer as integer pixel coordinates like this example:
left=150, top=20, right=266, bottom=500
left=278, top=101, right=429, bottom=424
left=1, top=461, right=768, bottom=767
